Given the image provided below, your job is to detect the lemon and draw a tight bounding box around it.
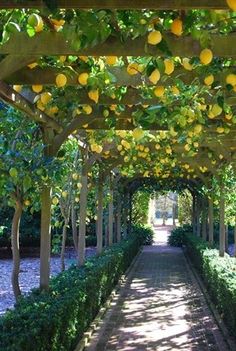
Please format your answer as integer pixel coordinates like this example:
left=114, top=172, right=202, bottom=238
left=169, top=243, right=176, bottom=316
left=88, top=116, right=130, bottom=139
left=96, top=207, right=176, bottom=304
left=32, top=85, right=43, bottom=93
left=56, top=73, right=67, bottom=87
left=154, top=86, right=165, bottom=97
left=172, top=86, right=180, bottom=95
left=194, top=124, right=203, bottom=134
left=226, top=73, right=236, bottom=86
left=225, top=114, right=232, bottom=120
left=149, top=68, right=160, bottom=84
left=171, top=18, right=183, bottom=36
left=182, top=58, right=193, bottom=71
left=24, top=200, right=31, bottom=206
left=40, top=92, right=52, bottom=105
left=127, top=62, right=140, bottom=75
left=211, top=104, right=222, bottom=116
left=200, top=48, right=213, bottom=65
left=204, top=74, right=214, bottom=86
left=132, top=127, right=144, bottom=140
left=164, top=58, right=175, bottom=75
left=52, top=197, right=59, bottom=205
left=62, top=191, right=68, bottom=198
left=83, top=105, right=92, bottom=115
left=78, top=72, right=89, bottom=85
left=59, top=56, right=67, bottom=63
left=216, top=127, right=225, bottom=134
left=105, top=56, right=118, bottom=65
left=88, top=89, right=99, bottom=103
left=13, top=85, right=22, bottom=93
left=147, top=30, right=162, bottom=45
left=227, top=0, right=236, bottom=10
left=72, top=173, right=78, bottom=180
left=34, top=17, right=44, bottom=33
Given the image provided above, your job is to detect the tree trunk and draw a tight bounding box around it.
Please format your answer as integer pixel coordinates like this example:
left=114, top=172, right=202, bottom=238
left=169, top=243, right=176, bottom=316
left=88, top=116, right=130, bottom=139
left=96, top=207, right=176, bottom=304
left=234, top=216, right=236, bottom=257
left=11, top=199, right=23, bottom=300
left=196, top=196, right=201, bottom=237
left=192, top=193, right=196, bottom=234
left=108, top=174, right=114, bottom=246
left=225, top=224, right=229, bottom=253
left=219, top=185, right=225, bottom=257
left=77, top=169, right=88, bottom=266
left=123, top=194, right=128, bottom=239
left=128, top=192, right=132, bottom=234
left=60, top=219, right=68, bottom=271
left=208, top=197, right=214, bottom=245
left=202, top=200, right=207, bottom=241
left=172, top=203, right=176, bottom=227
left=116, top=198, right=122, bottom=243
left=96, top=174, right=103, bottom=255
left=71, top=202, right=78, bottom=250
left=40, top=185, right=52, bottom=290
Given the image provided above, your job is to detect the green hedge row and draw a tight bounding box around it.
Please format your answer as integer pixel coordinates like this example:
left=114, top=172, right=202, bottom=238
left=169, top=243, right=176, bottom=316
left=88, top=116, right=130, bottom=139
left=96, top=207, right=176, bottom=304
left=0, top=225, right=153, bottom=351
left=171, top=227, right=236, bottom=336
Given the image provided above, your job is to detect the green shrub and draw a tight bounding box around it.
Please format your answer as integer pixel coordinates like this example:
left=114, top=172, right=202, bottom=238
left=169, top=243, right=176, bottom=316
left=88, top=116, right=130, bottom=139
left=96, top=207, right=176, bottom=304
left=131, top=224, right=154, bottom=245
left=168, top=224, right=192, bottom=247
left=184, top=231, right=236, bottom=336
left=0, top=225, right=152, bottom=351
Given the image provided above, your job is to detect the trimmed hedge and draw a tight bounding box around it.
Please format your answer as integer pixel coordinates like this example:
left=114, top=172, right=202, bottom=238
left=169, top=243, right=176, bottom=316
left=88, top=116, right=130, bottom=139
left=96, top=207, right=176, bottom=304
left=0, top=225, right=153, bottom=351
left=174, top=227, right=236, bottom=337
left=167, top=224, right=192, bottom=247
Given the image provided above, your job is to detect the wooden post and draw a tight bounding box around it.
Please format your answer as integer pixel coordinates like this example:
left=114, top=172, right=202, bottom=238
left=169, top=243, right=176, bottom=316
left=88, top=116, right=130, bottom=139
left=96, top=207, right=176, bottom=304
left=123, top=192, right=128, bottom=239
left=77, top=150, right=88, bottom=266
left=108, top=173, right=114, bottom=246
left=234, top=215, right=236, bottom=257
left=96, top=169, right=104, bottom=255
left=116, top=195, right=122, bottom=243
left=219, top=185, right=225, bottom=257
left=208, top=197, right=214, bottom=245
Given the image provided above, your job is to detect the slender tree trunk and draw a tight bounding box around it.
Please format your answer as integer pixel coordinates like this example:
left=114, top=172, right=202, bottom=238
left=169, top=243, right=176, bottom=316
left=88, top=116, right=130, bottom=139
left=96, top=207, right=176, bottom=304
left=225, top=224, right=229, bottom=253
left=196, top=197, right=201, bottom=237
left=77, top=168, right=88, bottom=266
left=60, top=219, right=69, bottom=271
left=96, top=174, right=103, bottom=255
left=219, top=185, right=225, bottom=257
left=108, top=174, right=114, bottom=246
left=71, top=202, right=78, bottom=251
left=11, top=199, right=23, bottom=300
left=172, top=203, right=176, bottom=227
left=208, top=197, right=214, bottom=245
left=234, top=215, right=236, bottom=257
left=116, top=198, right=122, bottom=243
left=192, top=193, right=196, bottom=234
left=40, top=185, right=52, bottom=290
left=128, top=192, right=132, bottom=234
left=202, top=200, right=207, bottom=241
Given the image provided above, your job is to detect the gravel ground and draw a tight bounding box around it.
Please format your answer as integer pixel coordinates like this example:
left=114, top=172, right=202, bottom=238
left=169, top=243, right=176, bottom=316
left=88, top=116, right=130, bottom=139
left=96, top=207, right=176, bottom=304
left=0, top=247, right=96, bottom=316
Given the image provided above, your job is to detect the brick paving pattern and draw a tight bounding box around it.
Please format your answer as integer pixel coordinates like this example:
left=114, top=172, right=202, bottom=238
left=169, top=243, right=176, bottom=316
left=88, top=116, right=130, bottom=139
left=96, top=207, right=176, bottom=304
left=85, top=225, right=229, bottom=351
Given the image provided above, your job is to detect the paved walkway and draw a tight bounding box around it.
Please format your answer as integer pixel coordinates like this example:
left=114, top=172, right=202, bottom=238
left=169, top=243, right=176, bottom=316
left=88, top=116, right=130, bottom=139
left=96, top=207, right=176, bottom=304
left=85, top=226, right=229, bottom=351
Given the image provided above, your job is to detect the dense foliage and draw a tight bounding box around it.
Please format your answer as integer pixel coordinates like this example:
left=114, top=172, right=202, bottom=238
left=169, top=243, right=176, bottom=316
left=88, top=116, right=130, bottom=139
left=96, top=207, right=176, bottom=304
left=184, top=233, right=236, bottom=336
left=0, top=225, right=153, bottom=351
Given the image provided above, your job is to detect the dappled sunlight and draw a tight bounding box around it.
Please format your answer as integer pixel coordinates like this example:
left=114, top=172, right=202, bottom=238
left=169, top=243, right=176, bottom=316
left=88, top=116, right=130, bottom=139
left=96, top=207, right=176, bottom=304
left=86, top=226, right=228, bottom=351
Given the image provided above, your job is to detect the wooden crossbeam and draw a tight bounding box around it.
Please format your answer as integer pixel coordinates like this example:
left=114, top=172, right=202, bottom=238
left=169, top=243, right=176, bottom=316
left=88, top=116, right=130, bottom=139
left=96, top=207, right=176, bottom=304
left=0, top=80, right=62, bottom=132
left=1, top=32, right=236, bottom=58
left=75, top=119, right=168, bottom=130
left=0, top=0, right=229, bottom=10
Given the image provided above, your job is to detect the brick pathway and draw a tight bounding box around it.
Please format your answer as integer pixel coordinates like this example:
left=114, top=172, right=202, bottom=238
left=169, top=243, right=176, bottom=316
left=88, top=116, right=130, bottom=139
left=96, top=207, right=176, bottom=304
left=85, top=226, right=229, bottom=351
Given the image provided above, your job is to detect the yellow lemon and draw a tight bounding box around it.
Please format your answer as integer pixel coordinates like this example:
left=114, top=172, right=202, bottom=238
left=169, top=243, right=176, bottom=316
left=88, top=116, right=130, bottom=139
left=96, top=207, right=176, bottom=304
left=200, top=48, right=213, bottom=65
left=182, top=58, right=193, bottom=71
left=32, top=85, right=43, bottom=93
left=147, top=30, right=162, bottom=45
left=34, top=19, right=44, bottom=33
left=164, top=58, right=175, bottom=75
left=88, top=89, right=99, bottom=103
left=227, top=0, right=236, bottom=10
left=78, top=72, right=89, bottom=86
left=127, top=62, right=140, bottom=75
left=154, top=86, right=165, bottom=97
left=149, top=68, right=160, bottom=84
left=226, top=73, right=236, bottom=86
left=194, top=124, right=203, bottom=134
left=56, top=73, right=67, bottom=87
left=216, top=126, right=225, bottom=134
left=105, top=56, right=118, bottom=65
left=40, top=92, right=52, bottom=105
left=171, top=18, right=183, bottom=36
left=132, top=127, right=144, bottom=140
left=211, top=104, right=222, bottom=116
left=172, top=86, right=180, bottom=95
left=83, top=105, right=92, bottom=115
left=52, top=197, right=59, bottom=205
left=13, top=85, right=22, bottom=93
left=204, top=74, right=214, bottom=86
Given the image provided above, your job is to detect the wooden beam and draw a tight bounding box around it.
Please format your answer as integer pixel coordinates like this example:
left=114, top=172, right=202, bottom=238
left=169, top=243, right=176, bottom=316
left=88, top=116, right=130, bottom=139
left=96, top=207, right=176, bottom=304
left=0, top=0, right=229, bottom=10
left=0, top=80, right=62, bottom=132
left=0, top=55, right=38, bottom=81
left=2, top=32, right=236, bottom=58
left=6, top=65, right=233, bottom=88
